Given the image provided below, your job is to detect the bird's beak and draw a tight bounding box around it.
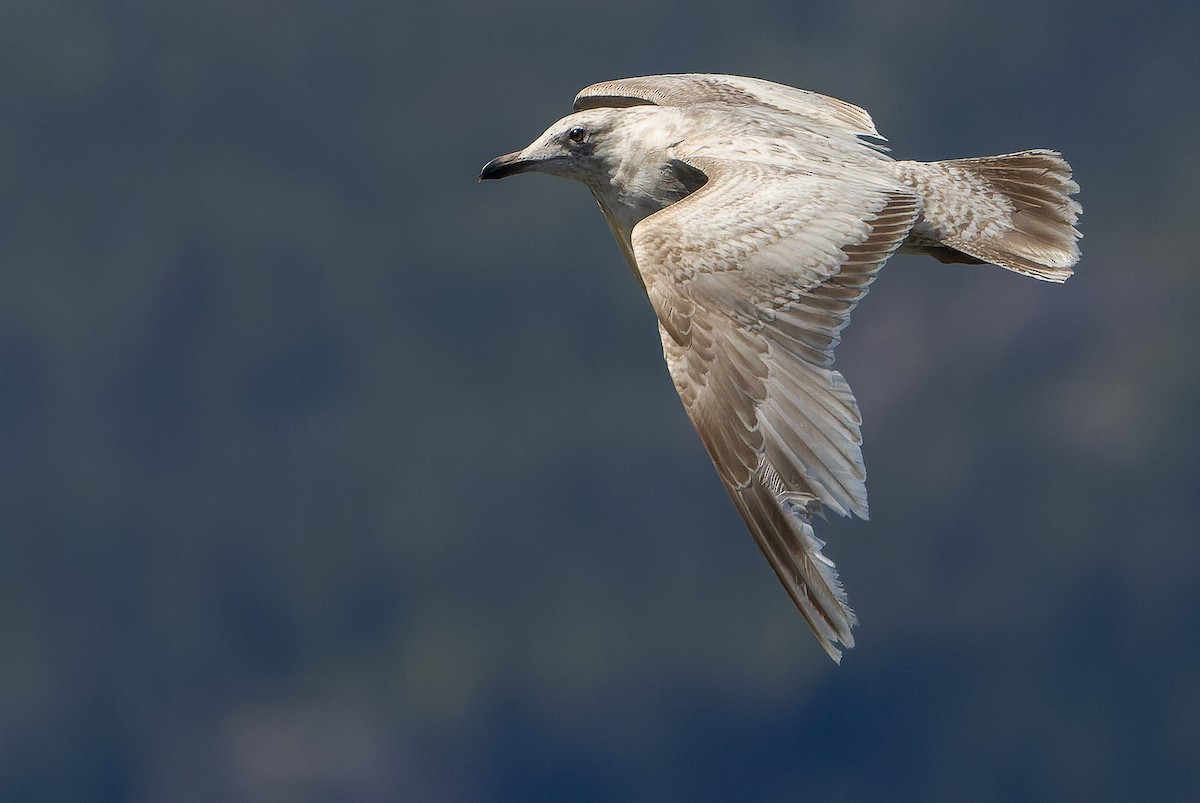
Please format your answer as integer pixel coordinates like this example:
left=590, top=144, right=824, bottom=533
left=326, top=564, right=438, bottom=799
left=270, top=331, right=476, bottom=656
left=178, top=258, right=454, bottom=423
left=479, top=150, right=533, bottom=181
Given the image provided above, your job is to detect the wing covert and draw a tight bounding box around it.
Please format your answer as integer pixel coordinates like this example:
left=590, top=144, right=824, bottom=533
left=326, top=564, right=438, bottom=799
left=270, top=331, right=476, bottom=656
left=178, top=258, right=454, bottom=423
left=632, top=159, right=919, bottom=659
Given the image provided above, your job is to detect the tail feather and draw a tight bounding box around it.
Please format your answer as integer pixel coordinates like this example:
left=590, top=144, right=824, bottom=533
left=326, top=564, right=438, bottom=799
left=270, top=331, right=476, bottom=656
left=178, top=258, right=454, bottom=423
left=898, top=149, right=1082, bottom=282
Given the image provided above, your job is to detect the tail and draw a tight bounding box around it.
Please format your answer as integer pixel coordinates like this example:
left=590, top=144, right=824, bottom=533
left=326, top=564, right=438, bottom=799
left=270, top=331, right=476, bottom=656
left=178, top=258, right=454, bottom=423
left=897, top=150, right=1082, bottom=282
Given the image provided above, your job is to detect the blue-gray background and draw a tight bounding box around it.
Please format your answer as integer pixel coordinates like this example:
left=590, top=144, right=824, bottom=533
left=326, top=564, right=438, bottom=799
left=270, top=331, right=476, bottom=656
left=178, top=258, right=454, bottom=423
left=2, top=1, right=1197, bottom=800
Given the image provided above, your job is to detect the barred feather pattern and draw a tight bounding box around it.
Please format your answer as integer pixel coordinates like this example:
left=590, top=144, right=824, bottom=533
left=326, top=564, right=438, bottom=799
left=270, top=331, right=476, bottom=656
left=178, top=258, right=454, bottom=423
left=896, top=150, right=1082, bottom=282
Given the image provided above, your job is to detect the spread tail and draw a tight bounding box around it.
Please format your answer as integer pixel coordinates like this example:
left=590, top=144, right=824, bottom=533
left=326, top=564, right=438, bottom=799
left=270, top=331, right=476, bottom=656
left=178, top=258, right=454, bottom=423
left=898, top=150, right=1082, bottom=282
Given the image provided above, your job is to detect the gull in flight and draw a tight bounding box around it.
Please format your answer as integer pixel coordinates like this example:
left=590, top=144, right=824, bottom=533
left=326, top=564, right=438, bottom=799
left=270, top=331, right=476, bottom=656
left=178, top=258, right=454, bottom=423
left=480, top=74, right=1081, bottom=661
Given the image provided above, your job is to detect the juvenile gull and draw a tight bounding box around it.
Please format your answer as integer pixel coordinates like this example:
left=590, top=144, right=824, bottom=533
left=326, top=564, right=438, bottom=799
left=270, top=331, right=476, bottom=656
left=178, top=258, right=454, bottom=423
left=480, top=74, right=1081, bottom=662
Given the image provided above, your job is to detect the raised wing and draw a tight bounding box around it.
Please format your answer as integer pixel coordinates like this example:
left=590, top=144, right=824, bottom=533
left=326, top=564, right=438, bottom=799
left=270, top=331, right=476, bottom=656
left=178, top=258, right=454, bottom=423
left=632, top=157, right=918, bottom=661
left=574, top=73, right=885, bottom=144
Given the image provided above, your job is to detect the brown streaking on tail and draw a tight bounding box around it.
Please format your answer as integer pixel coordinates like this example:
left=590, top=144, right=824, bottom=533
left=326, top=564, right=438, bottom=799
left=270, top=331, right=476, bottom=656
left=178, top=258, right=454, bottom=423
left=897, top=149, right=1082, bottom=282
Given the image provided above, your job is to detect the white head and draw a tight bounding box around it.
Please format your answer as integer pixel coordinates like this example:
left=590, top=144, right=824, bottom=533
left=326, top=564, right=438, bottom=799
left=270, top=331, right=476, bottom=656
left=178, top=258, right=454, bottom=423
left=479, top=106, right=687, bottom=188
left=480, top=105, right=709, bottom=240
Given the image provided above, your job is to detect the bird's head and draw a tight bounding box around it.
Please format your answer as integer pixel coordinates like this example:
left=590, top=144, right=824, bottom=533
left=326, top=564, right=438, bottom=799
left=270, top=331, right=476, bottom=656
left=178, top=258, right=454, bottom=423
left=478, top=108, right=625, bottom=185
left=479, top=106, right=679, bottom=189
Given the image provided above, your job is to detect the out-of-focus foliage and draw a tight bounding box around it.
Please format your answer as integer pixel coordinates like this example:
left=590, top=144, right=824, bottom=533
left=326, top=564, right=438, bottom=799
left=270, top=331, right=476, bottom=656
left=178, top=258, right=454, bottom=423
left=0, top=1, right=1197, bottom=800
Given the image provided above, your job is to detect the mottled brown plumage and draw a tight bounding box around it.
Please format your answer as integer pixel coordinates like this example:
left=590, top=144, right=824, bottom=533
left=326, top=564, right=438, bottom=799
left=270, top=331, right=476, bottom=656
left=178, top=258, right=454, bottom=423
left=480, top=74, right=1081, bottom=661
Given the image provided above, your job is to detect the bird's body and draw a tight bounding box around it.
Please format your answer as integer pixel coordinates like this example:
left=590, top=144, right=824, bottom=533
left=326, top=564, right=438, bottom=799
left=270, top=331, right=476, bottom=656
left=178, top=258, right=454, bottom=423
left=481, top=74, right=1081, bottom=661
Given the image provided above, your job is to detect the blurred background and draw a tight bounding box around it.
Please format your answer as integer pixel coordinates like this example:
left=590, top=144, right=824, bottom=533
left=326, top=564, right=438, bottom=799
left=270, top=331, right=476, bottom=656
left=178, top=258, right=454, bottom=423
left=1, top=1, right=1197, bottom=800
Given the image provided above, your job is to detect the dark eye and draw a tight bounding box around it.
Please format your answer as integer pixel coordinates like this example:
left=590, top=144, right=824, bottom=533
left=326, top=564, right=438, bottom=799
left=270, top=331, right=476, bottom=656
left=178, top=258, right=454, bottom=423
left=567, top=126, right=587, bottom=143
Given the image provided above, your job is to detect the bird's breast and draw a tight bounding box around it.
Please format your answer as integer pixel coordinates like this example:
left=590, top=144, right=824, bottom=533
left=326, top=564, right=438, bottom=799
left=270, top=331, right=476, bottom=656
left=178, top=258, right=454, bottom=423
left=597, top=159, right=709, bottom=241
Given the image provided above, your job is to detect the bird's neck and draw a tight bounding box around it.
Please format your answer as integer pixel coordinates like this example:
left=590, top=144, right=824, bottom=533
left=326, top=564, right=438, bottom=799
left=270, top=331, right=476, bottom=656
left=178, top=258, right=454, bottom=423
left=589, top=157, right=706, bottom=242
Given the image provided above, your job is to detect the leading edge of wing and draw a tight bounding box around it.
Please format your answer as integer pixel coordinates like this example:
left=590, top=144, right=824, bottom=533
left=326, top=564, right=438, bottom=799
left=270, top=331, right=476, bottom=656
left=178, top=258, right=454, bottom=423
left=574, top=74, right=886, bottom=145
